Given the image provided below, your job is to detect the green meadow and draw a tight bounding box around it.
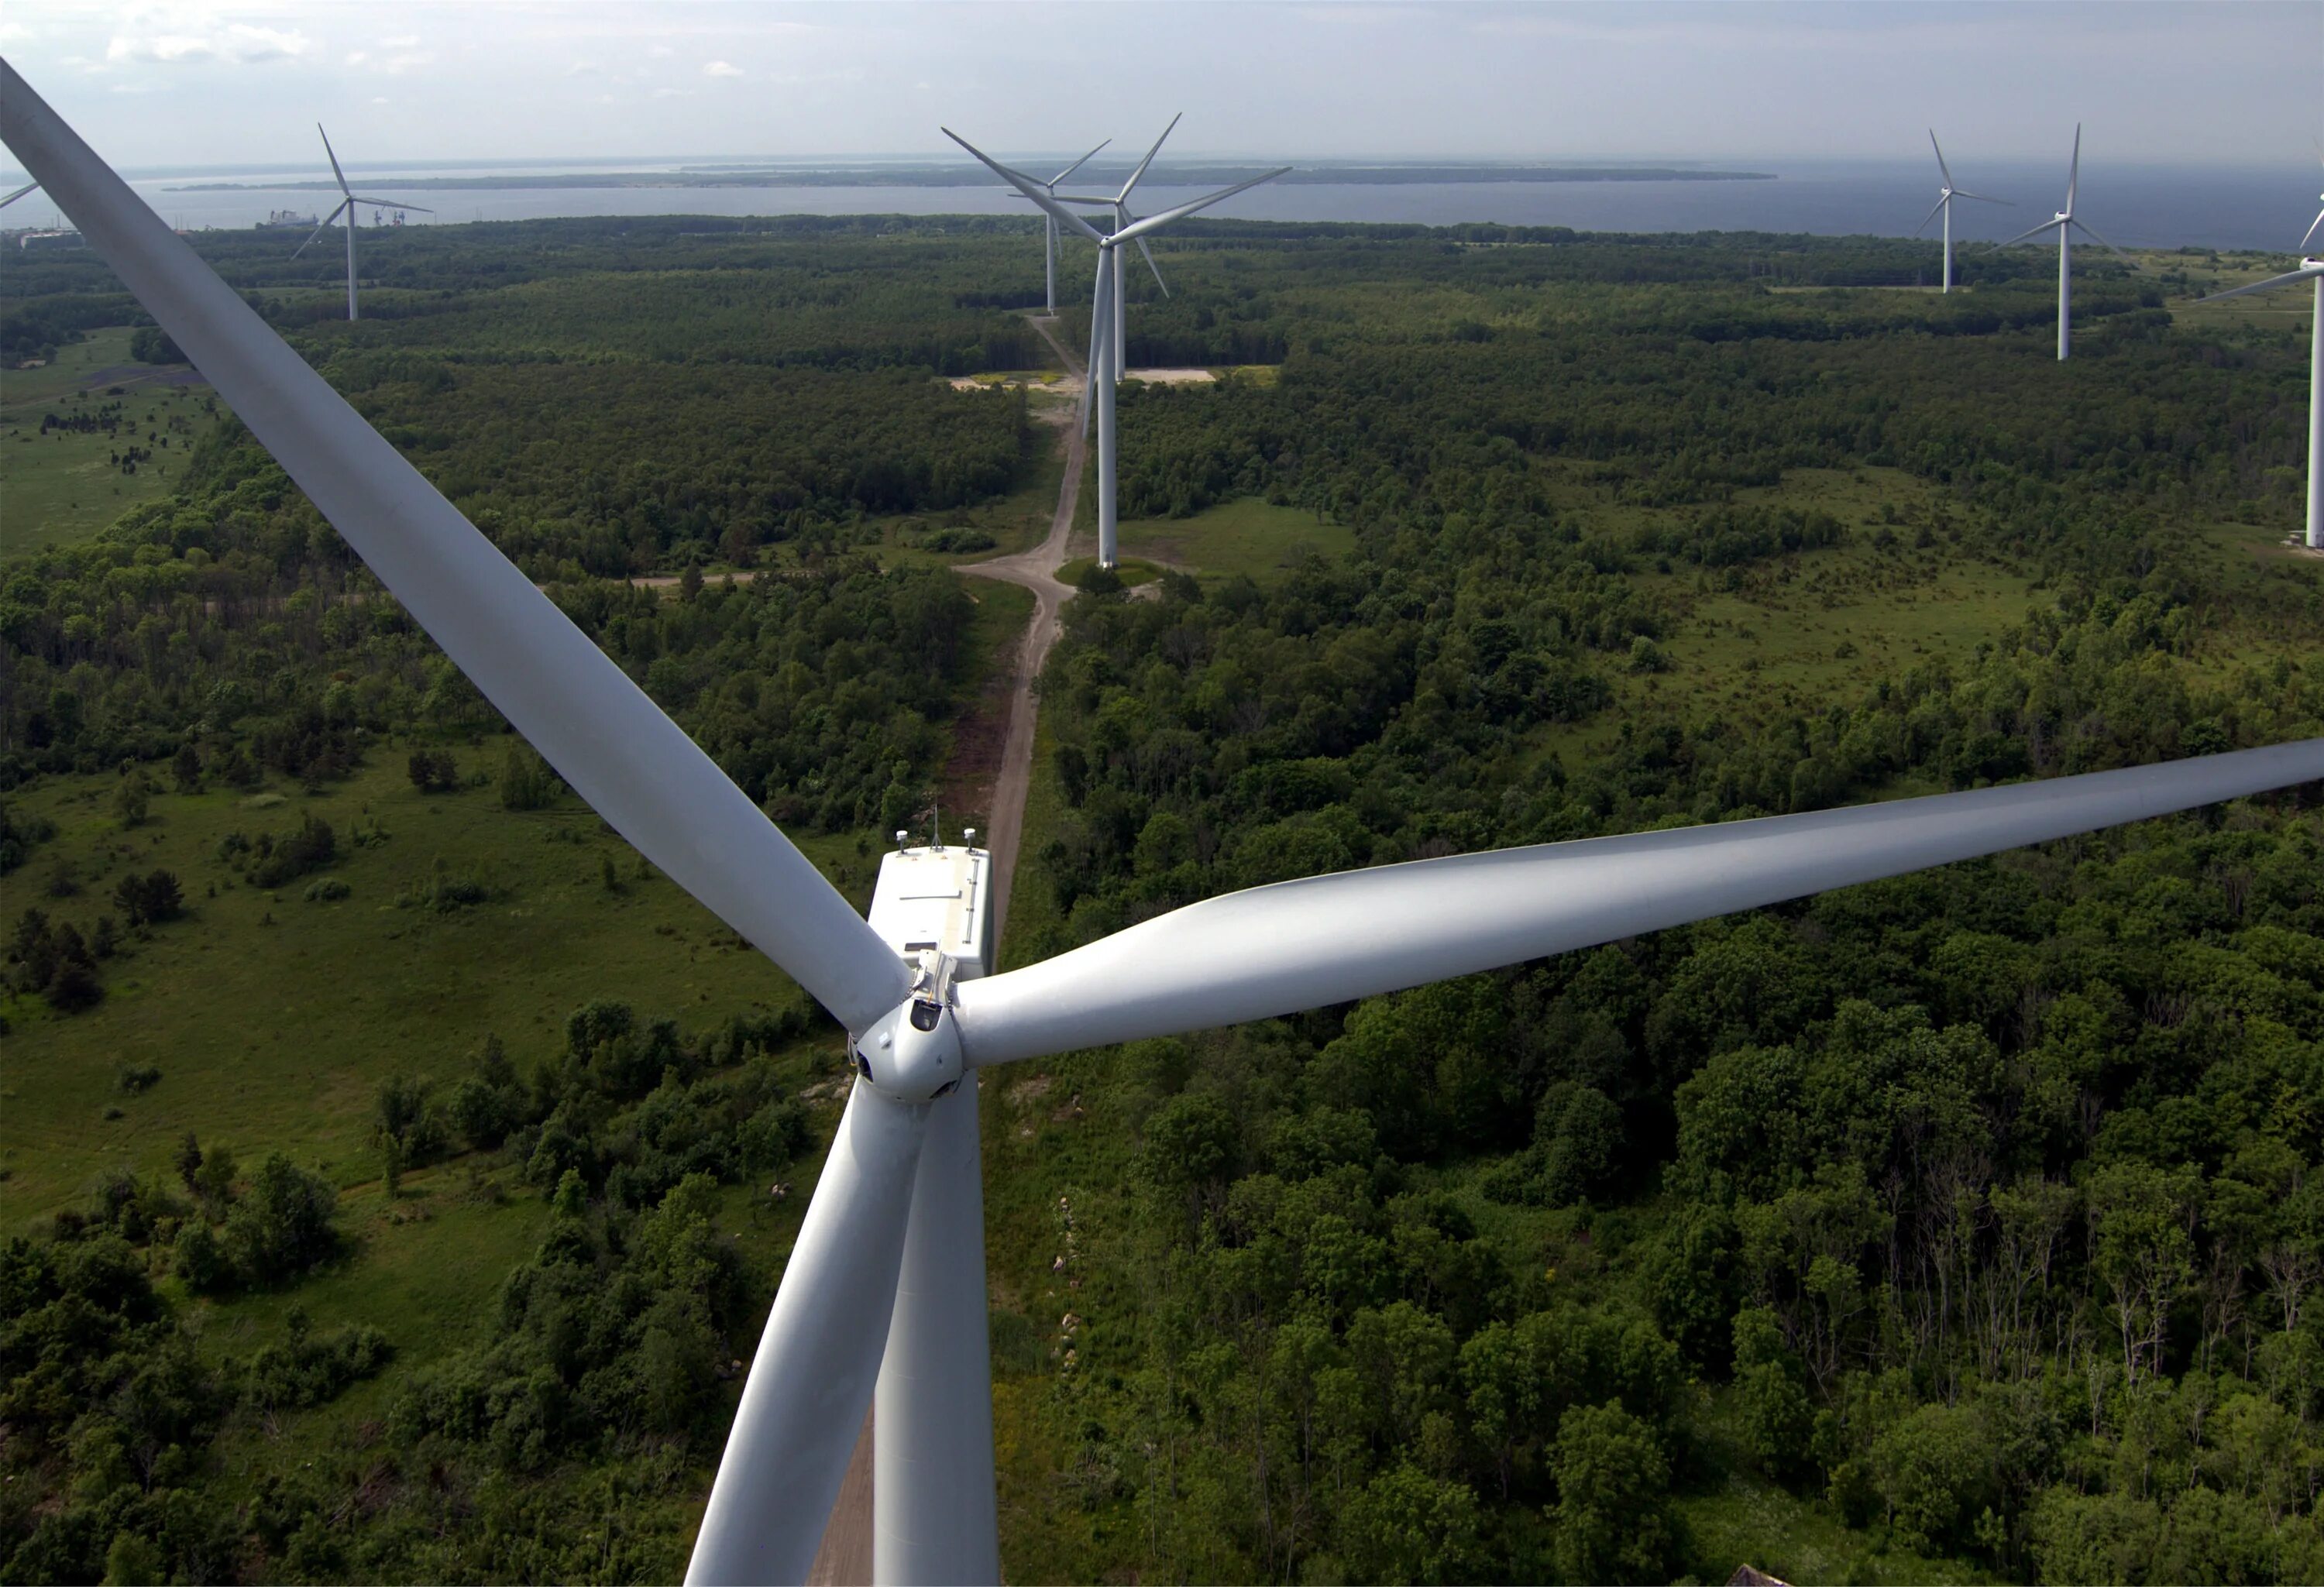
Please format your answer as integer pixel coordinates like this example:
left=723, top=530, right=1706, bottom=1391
left=1, top=325, right=218, bottom=552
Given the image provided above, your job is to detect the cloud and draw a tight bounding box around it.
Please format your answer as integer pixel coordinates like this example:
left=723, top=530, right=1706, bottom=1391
left=105, top=22, right=312, bottom=66
left=702, top=59, right=743, bottom=78
left=566, top=59, right=600, bottom=76
left=345, top=50, right=368, bottom=65
left=382, top=52, right=431, bottom=74
left=648, top=44, right=673, bottom=57
left=653, top=86, right=694, bottom=99
left=382, top=34, right=419, bottom=48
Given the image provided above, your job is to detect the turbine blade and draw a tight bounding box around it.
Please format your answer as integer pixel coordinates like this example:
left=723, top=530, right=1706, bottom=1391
left=348, top=197, right=434, bottom=212
left=1951, top=189, right=2010, bottom=205
left=2000, top=218, right=2060, bottom=248
left=291, top=200, right=350, bottom=257
left=0, top=59, right=913, bottom=1033
left=1049, top=136, right=1109, bottom=187
left=943, top=127, right=1105, bottom=242
left=1929, top=129, right=1954, bottom=188
left=0, top=179, right=35, bottom=208
left=1137, top=234, right=1170, bottom=297
left=1119, top=111, right=1181, bottom=202
left=318, top=122, right=352, bottom=198
left=953, top=742, right=2324, bottom=1067
left=1112, top=167, right=1291, bottom=244
left=2302, top=208, right=2323, bottom=252
left=1915, top=194, right=1947, bottom=238
left=2192, top=263, right=2324, bottom=304
left=2070, top=217, right=2130, bottom=260
left=686, top=1084, right=930, bottom=1585
left=2065, top=122, right=2080, bottom=213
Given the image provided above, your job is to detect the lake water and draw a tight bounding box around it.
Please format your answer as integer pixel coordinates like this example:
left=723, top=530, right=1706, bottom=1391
left=9, top=158, right=2316, bottom=253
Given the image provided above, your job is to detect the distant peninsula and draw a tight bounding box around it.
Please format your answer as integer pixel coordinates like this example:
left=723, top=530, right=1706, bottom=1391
left=169, top=162, right=1776, bottom=194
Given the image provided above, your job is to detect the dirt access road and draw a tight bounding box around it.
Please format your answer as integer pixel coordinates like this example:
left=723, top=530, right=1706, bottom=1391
left=950, top=311, right=1086, bottom=950
left=803, top=311, right=1085, bottom=1587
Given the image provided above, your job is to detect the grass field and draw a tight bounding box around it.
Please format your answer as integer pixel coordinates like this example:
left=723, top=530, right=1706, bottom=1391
left=0, top=754, right=841, bottom=1218
left=1, top=325, right=218, bottom=552
left=2150, top=248, right=2319, bottom=333
left=1113, top=495, right=1357, bottom=580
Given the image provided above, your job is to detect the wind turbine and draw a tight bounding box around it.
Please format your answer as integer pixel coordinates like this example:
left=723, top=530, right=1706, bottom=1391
left=290, top=124, right=431, bottom=321
left=2001, top=125, right=2128, bottom=361
left=7, top=62, right=2323, bottom=1587
left=1917, top=129, right=2007, bottom=294
left=1053, top=112, right=1184, bottom=385
left=1030, top=137, right=1109, bottom=314
left=1, top=179, right=36, bottom=208
left=948, top=125, right=1287, bottom=569
left=2189, top=156, right=2324, bottom=549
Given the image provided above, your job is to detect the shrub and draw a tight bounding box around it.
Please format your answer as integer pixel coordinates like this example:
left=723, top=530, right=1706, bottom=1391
left=249, top=816, right=334, bottom=889
left=500, top=747, right=559, bottom=811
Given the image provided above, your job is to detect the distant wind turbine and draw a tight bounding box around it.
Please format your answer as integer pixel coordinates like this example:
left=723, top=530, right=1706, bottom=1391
left=948, top=125, right=1286, bottom=568
left=290, top=124, right=431, bottom=321
left=2190, top=150, right=2324, bottom=549
left=1916, top=130, right=2007, bottom=294
left=1031, top=138, right=1108, bottom=314
left=1054, top=112, right=1183, bottom=385
left=2001, top=125, right=2127, bottom=361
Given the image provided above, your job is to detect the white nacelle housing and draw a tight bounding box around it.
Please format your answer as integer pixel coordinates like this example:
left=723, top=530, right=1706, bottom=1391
left=867, top=842, right=993, bottom=981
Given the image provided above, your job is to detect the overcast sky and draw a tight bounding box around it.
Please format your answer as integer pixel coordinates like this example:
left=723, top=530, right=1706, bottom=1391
left=2, top=1, right=2316, bottom=172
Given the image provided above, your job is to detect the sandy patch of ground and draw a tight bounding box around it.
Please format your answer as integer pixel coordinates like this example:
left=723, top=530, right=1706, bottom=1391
left=947, top=373, right=1068, bottom=393
left=947, top=366, right=1215, bottom=397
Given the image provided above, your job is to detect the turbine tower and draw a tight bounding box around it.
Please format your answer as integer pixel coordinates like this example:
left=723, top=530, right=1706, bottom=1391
left=1916, top=129, right=2006, bottom=294
left=291, top=124, right=431, bottom=321
left=2001, top=125, right=2126, bottom=360
left=7, top=61, right=2323, bottom=1587
left=2191, top=159, right=2324, bottom=548
left=949, top=125, right=1287, bottom=570
left=1054, top=112, right=1184, bottom=385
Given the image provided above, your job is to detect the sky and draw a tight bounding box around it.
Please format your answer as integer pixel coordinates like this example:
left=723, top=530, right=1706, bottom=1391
left=1, top=1, right=2317, bottom=173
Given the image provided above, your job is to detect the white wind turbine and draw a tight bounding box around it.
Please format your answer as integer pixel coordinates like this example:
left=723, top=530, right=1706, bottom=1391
left=1051, top=112, right=1184, bottom=386
left=2190, top=153, right=2324, bottom=549
left=2001, top=124, right=2128, bottom=361
left=1030, top=137, right=1109, bottom=314
left=1916, top=129, right=2008, bottom=294
left=6, top=61, right=2322, bottom=1587
left=291, top=124, right=431, bottom=321
left=948, top=125, right=1287, bottom=570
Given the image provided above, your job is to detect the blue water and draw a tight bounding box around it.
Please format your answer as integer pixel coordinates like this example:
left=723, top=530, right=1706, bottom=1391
left=7, top=157, right=2314, bottom=253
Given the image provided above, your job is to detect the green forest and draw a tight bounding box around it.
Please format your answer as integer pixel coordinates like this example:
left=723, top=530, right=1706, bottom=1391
left=3, top=210, right=2321, bottom=1584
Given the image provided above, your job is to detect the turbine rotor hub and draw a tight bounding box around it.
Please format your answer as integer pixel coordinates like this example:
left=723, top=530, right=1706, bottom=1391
left=854, top=992, right=966, bottom=1104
